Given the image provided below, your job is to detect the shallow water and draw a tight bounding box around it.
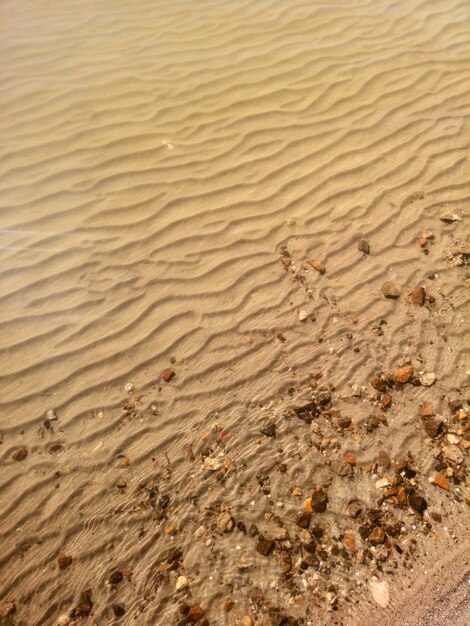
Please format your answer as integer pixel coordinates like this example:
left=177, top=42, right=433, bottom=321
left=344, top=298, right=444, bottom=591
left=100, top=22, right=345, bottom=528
left=0, top=0, right=469, bottom=624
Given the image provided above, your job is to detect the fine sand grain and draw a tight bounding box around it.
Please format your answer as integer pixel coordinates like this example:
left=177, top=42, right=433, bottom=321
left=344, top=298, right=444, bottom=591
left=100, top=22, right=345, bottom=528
left=0, top=0, right=469, bottom=625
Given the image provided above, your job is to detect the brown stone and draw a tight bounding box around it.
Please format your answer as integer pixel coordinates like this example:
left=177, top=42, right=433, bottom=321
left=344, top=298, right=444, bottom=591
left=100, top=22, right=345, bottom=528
left=378, top=450, right=391, bottom=469
left=368, top=527, right=385, bottom=546
left=358, top=239, right=370, bottom=255
left=408, top=493, right=427, bottom=514
left=344, top=452, right=356, bottom=466
left=296, top=512, right=311, bottom=529
left=224, top=598, right=234, bottom=612
left=371, top=376, right=386, bottom=392
left=12, top=447, right=28, bottom=462
left=117, top=478, right=127, bottom=489
left=346, top=502, right=362, bottom=518
left=383, top=282, right=400, bottom=299
left=343, top=531, right=356, bottom=552
left=308, top=259, right=326, bottom=274
left=57, top=554, right=72, bottom=569
left=311, top=488, right=328, bottom=513
left=256, top=537, right=274, bottom=556
left=422, top=405, right=433, bottom=417
left=188, top=605, right=205, bottom=621
left=422, top=418, right=443, bottom=438
left=336, top=415, right=352, bottom=428
left=434, top=474, right=450, bottom=491
left=418, top=236, right=428, bottom=248
left=381, top=395, right=392, bottom=409
left=163, top=369, right=175, bottom=382
left=393, top=365, right=413, bottom=384
left=411, top=287, right=426, bottom=306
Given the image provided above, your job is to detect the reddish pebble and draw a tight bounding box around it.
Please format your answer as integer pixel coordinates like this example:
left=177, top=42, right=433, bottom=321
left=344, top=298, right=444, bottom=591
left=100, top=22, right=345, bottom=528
left=163, top=369, right=175, bottom=382
left=434, top=474, right=450, bottom=491
left=308, top=259, right=326, bottom=274
left=344, top=453, right=356, bottom=466
left=57, top=554, right=72, bottom=569
left=411, top=287, right=426, bottom=306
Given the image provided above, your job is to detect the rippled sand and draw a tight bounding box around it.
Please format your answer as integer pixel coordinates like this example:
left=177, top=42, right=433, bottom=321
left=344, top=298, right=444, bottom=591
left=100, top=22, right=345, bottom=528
left=0, top=0, right=469, bottom=624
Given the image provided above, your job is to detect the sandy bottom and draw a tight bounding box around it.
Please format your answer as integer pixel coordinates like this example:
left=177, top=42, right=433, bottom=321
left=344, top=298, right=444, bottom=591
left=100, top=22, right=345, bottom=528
left=0, top=0, right=469, bottom=624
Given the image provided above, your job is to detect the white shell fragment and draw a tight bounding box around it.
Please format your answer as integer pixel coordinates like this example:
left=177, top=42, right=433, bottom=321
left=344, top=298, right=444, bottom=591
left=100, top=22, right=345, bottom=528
left=418, top=372, right=436, bottom=386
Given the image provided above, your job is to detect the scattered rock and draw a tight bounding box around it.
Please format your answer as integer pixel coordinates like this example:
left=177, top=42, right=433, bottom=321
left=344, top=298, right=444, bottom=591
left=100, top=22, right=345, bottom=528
left=368, top=527, right=385, bottom=545
left=216, top=511, right=234, bottom=533
left=382, top=282, right=400, bottom=299
left=408, top=493, right=427, bottom=514
left=187, top=605, right=205, bottom=621
left=310, top=488, right=328, bottom=513
left=203, top=457, right=223, bottom=471
left=308, top=259, right=326, bottom=274
left=176, top=576, right=189, bottom=591
left=261, top=421, right=276, bottom=438
left=344, top=452, right=356, bottom=466
left=224, top=598, right=234, bottom=612
left=411, top=287, right=426, bottom=306
left=443, top=445, right=463, bottom=465
left=113, top=604, right=126, bottom=618
left=57, top=554, right=72, bottom=570
left=371, top=376, right=386, bottom=392
left=423, top=418, right=443, bottom=438
left=343, top=531, right=356, bottom=552
left=46, top=409, right=58, bottom=421
left=163, top=369, right=175, bottom=382
left=419, top=372, right=436, bottom=386
left=369, top=579, right=390, bottom=608
left=358, top=239, right=370, bottom=254
left=434, top=474, right=450, bottom=491
left=439, top=210, right=462, bottom=222
left=117, top=478, right=127, bottom=489
left=70, top=589, right=93, bottom=619
left=377, top=450, right=391, bottom=469
left=422, top=405, right=433, bottom=417
left=298, top=310, right=308, bottom=322
left=296, top=512, right=311, bottom=529
left=12, top=447, right=28, bottom=462
left=256, top=537, right=274, bottom=556
left=109, top=571, right=123, bottom=585
left=346, top=502, right=362, bottom=518
left=393, top=365, right=414, bottom=384
left=241, top=617, right=254, bottom=626
left=446, top=433, right=460, bottom=445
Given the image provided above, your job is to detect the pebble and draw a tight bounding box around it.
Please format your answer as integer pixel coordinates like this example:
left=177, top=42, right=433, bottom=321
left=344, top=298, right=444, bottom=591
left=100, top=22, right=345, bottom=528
left=163, top=369, right=175, bottom=382
left=117, top=478, right=127, bottom=489
left=308, top=259, right=326, bottom=274
left=241, top=617, right=254, bottom=626
left=310, top=488, right=328, bottom=513
left=378, top=450, right=391, bottom=469
left=369, top=579, right=390, bottom=608
left=217, top=511, right=234, bottom=533
left=393, top=365, right=413, bottom=384
left=203, top=457, right=223, bottom=471
left=343, top=531, right=356, bottom=552
left=411, top=286, right=426, bottom=306
left=255, top=537, right=274, bottom=556
left=422, top=418, right=443, bottom=438
left=371, top=376, right=386, bottom=392
left=298, top=310, right=308, bottom=321
left=408, top=493, right=427, bottom=513
left=443, top=445, right=463, bottom=465
left=439, top=210, right=462, bottom=222
left=368, top=527, right=385, bottom=545
left=382, top=282, right=400, bottom=299
left=12, top=447, right=28, bottom=462
left=187, top=605, right=204, bottom=621
left=224, top=598, right=234, bottom=612
left=175, top=576, right=189, bottom=591
left=357, top=239, right=370, bottom=254
left=419, top=372, right=436, bottom=386
left=296, top=512, right=311, bottom=528
left=346, top=502, right=362, bottom=518
left=344, top=452, right=356, bottom=466
left=46, top=409, right=58, bottom=421
left=57, top=554, right=72, bottom=569
left=433, top=474, right=450, bottom=491
left=446, top=433, right=460, bottom=445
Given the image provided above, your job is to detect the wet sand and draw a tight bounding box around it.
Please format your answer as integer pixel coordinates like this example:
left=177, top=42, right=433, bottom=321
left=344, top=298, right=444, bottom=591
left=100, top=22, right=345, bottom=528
left=0, top=0, right=469, bottom=624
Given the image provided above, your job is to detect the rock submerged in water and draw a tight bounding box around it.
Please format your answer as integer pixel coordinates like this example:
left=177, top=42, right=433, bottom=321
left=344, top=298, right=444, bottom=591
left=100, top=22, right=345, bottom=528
left=12, top=447, right=28, bottom=462
left=369, top=579, right=390, bottom=608
left=357, top=239, right=370, bottom=254
left=255, top=537, right=274, bottom=556
left=382, top=282, right=400, bottom=299
left=393, top=365, right=413, bottom=384
left=411, top=286, right=426, bottom=306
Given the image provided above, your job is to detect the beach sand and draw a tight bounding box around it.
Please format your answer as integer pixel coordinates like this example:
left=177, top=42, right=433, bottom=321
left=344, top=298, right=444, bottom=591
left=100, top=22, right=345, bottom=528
left=0, top=0, right=469, bottom=624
